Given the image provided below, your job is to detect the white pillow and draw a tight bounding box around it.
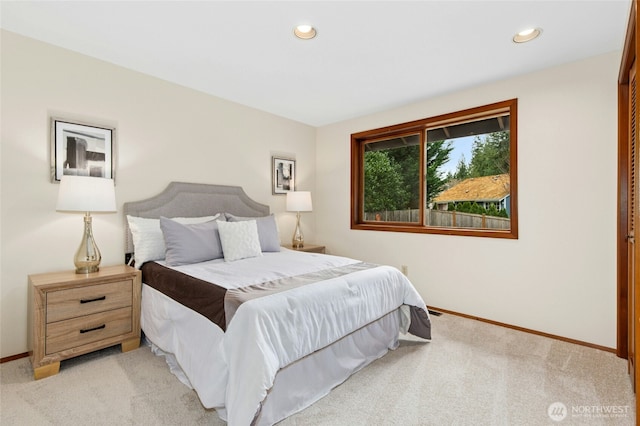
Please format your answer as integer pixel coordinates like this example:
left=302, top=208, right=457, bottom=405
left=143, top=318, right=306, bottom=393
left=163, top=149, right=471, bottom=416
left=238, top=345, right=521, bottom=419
left=127, top=214, right=220, bottom=268
left=225, top=213, right=281, bottom=252
left=217, top=219, right=263, bottom=262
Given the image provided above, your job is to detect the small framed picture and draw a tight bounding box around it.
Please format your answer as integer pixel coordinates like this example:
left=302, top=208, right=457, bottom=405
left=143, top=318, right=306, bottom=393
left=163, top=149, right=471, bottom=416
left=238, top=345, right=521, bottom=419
left=51, top=118, right=115, bottom=183
left=272, top=157, right=295, bottom=194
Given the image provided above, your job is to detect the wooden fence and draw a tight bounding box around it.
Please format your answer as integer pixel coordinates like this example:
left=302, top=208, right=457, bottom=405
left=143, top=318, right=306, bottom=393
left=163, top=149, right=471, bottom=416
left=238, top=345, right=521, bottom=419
left=365, top=209, right=510, bottom=230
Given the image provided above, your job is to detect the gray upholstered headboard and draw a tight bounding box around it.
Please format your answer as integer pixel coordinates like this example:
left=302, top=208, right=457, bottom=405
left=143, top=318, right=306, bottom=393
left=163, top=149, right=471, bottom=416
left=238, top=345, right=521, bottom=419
left=123, top=182, right=270, bottom=255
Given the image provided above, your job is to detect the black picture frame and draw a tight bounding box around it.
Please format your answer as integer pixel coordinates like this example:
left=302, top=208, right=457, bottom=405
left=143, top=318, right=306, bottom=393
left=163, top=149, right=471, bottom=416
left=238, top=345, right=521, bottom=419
left=272, top=157, right=295, bottom=194
left=51, top=117, right=115, bottom=183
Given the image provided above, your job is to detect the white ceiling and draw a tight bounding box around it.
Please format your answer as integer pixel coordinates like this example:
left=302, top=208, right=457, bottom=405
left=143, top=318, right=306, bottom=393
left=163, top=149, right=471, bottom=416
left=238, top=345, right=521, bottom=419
left=0, top=1, right=631, bottom=127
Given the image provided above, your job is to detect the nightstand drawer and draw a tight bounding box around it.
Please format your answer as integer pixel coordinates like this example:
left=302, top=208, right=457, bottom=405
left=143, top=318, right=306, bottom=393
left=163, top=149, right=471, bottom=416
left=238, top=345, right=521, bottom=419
left=45, top=306, right=133, bottom=355
left=46, top=280, right=133, bottom=323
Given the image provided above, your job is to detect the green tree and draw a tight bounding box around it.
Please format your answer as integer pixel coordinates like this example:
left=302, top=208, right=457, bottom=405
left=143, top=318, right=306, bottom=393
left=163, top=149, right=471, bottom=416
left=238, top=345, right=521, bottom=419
left=458, top=201, right=472, bottom=213
left=386, top=145, right=420, bottom=208
left=486, top=203, right=500, bottom=217
left=363, top=139, right=452, bottom=210
left=363, top=151, right=409, bottom=212
left=470, top=202, right=485, bottom=215
left=453, top=153, right=470, bottom=180
left=426, top=140, right=453, bottom=203
left=469, top=131, right=510, bottom=177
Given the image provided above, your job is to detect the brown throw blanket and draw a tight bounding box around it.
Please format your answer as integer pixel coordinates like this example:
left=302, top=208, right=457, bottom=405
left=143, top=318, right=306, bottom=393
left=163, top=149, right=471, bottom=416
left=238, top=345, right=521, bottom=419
left=142, top=262, right=228, bottom=330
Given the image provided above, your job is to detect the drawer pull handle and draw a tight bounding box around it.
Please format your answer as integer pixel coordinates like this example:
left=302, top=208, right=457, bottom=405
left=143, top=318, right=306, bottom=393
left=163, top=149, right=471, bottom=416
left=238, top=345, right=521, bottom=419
left=80, top=296, right=106, bottom=304
left=80, top=324, right=106, bottom=334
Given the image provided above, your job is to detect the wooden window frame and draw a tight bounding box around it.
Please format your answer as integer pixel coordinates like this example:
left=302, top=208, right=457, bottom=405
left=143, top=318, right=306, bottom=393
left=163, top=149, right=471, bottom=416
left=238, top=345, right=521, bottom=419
left=351, top=99, right=518, bottom=239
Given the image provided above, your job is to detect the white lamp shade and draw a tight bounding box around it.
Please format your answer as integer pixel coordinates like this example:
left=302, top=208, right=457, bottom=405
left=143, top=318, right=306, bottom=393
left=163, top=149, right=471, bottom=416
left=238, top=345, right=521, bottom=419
left=286, top=191, right=312, bottom=212
left=56, top=176, right=116, bottom=213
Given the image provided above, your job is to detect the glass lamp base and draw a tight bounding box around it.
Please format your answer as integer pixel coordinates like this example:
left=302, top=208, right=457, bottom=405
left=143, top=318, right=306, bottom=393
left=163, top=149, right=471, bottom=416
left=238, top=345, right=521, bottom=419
left=75, top=264, right=100, bottom=274
left=74, top=213, right=102, bottom=274
left=292, top=212, right=304, bottom=248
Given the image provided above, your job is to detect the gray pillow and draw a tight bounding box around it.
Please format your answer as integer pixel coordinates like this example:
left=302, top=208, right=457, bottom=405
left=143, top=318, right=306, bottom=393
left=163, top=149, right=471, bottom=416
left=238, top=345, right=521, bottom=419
left=160, top=217, right=224, bottom=266
left=225, top=213, right=280, bottom=252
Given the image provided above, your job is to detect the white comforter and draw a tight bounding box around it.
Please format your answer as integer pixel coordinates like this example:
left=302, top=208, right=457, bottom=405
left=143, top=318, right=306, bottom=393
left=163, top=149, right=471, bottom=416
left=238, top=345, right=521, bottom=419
left=141, top=249, right=430, bottom=425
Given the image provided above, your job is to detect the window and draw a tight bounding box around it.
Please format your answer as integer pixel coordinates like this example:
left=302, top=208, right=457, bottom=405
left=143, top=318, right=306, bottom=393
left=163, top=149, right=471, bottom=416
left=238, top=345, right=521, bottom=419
left=351, top=99, right=518, bottom=239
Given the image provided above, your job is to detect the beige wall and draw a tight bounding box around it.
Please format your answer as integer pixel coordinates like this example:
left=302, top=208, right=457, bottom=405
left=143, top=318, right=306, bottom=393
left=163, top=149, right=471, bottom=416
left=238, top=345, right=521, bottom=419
left=316, top=51, right=620, bottom=349
left=0, top=31, right=316, bottom=358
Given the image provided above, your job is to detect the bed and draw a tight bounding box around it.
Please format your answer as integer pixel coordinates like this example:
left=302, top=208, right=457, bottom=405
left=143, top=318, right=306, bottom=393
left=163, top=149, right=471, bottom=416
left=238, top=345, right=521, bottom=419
left=123, top=182, right=431, bottom=425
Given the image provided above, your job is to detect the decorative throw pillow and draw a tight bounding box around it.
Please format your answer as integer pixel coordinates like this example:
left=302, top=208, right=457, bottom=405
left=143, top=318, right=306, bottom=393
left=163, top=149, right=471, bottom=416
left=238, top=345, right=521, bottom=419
left=217, top=219, right=263, bottom=262
left=160, top=217, right=224, bottom=266
left=127, top=214, right=220, bottom=268
left=225, top=213, right=280, bottom=252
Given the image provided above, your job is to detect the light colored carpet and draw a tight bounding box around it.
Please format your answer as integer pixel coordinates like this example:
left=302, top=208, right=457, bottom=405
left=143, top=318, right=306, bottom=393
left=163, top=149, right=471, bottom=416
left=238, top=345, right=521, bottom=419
left=1, top=313, right=635, bottom=425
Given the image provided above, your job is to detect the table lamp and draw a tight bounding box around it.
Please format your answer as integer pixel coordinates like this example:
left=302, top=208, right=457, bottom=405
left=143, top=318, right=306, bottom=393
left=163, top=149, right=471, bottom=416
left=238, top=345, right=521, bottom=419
left=286, top=191, right=312, bottom=248
left=56, top=176, right=116, bottom=273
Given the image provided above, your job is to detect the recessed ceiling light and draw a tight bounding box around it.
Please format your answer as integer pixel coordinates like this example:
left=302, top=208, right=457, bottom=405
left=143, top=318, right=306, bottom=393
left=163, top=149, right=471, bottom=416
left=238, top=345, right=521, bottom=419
left=513, top=27, right=541, bottom=43
left=294, top=24, right=317, bottom=40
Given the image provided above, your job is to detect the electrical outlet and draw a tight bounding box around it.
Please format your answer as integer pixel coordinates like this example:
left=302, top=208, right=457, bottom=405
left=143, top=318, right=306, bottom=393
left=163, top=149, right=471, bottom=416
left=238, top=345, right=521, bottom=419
left=401, top=265, right=408, bottom=276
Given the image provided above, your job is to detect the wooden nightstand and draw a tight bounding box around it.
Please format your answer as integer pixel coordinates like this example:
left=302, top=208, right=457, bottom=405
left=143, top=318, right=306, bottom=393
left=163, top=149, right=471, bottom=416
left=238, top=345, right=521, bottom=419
left=283, top=243, right=326, bottom=254
left=29, top=264, right=141, bottom=380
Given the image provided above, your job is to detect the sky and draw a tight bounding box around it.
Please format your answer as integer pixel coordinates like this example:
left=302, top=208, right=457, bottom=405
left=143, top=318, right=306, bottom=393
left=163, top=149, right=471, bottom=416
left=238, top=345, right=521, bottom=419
left=440, top=135, right=475, bottom=177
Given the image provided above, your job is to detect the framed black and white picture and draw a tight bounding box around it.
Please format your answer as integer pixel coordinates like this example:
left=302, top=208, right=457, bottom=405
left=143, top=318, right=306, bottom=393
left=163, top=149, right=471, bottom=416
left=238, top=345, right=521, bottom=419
left=51, top=118, right=115, bottom=183
left=272, top=157, right=295, bottom=194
